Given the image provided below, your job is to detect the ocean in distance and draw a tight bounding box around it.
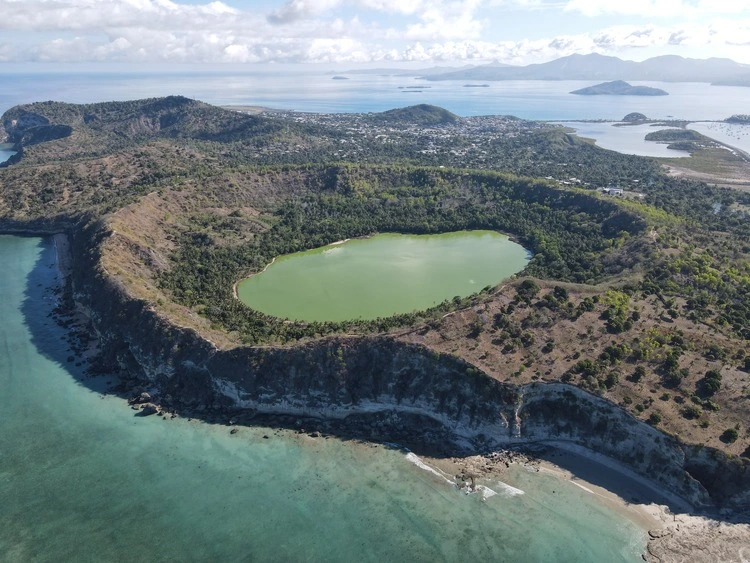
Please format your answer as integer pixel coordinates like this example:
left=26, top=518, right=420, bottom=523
left=1, top=67, right=749, bottom=121
left=0, top=235, right=647, bottom=561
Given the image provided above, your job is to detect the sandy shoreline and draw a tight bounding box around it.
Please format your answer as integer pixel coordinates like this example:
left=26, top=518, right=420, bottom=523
left=420, top=444, right=749, bottom=562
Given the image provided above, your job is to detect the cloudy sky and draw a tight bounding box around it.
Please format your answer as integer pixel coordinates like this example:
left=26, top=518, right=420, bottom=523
left=1, top=0, right=750, bottom=66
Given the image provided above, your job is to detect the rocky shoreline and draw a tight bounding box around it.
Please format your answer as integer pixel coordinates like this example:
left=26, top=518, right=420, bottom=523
left=21, top=226, right=750, bottom=562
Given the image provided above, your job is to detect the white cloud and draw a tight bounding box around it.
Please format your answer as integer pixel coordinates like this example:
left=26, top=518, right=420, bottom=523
left=564, top=0, right=750, bottom=18
left=0, top=0, right=749, bottom=64
left=268, top=0, right=344, bottom=23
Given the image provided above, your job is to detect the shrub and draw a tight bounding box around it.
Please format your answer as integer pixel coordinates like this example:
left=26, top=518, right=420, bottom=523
left=720, top=428, right=739, bottom=444
left=553, top=286, right=569, bottom=301
left=630, top=366, right=646, bottom=382
left=697, top=370, right=722, bottom=397
left=704, top=345, right=727, bottom=361
left=516, top=279, right=540, bottom=302
left=682, top=405, right=702, bottom=419
left=663, top=371, right=683, bottom=389
left=604, top=371, right=619, bottom=389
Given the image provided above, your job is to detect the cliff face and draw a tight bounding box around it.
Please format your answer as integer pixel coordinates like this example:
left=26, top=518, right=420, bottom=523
left=65, top=220, right=749, bottom=514
left=1, top=109, right=72, bottom=147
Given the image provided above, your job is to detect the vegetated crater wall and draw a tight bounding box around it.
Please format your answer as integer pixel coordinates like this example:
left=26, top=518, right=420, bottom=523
left=66, top=218, right=750, bottom=514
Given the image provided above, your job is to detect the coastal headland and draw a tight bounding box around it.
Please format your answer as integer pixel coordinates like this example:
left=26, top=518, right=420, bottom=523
left=1, top=97, right=749, bottom=560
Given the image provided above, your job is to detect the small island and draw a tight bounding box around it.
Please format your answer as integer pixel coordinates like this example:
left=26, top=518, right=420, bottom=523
left=331, top=75, right=349, bottom=80
left=622, top=112, right=648, bottom=123
left=571, top=80, right=668, bottom=96
left=463, top=84, right=490, bottom=88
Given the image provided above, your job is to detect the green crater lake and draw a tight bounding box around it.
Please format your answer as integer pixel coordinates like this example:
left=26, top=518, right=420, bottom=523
left=237, top=230, right=530, bottom=322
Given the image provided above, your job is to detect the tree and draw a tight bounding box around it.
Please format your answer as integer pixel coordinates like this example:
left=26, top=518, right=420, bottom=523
left=697, top=370, right=722, bottom=398
left=516, top=279, right=540, bottom=303
left=630, top=366, right=646, bottom=382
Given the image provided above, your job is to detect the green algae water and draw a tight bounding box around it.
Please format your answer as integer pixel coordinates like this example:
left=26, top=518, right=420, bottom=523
left=0, top=235, right=646, bottom=562
left=237, top=231, right=530, bottom=322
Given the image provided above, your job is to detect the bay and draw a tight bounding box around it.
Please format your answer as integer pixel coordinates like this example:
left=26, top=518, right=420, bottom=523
left=688, top=121, right=750, bottom=154
left=0, top=235, right=646, bottom=562
left=0, top=68, right=748, bottom=121
left=556, top=122, right=691, bottom=158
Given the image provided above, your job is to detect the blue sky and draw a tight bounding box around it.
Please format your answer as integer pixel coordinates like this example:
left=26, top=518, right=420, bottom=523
left=1, top=0, right=749, bottom=65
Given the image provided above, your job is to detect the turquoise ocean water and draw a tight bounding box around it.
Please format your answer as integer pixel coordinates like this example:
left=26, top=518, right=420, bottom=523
left=0, top=235, right=648, bottom=561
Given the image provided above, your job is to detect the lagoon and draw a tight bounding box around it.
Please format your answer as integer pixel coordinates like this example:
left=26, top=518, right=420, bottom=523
left=558, top=122, right=691, bottom=158
left=0, top=234, right=646, bottom=561
left=237, top=231, right=530, bottom=322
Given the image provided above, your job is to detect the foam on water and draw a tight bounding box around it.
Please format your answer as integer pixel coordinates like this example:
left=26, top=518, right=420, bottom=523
left=405, top=452, right=456, bottom=486
left=494, top=480, right=526, bottom=497
left=404, top=452, right=523, bottom=502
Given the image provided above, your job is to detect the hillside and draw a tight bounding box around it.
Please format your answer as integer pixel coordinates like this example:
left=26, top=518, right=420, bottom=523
left=0, top=96, right=288, bottom=166
left=1, top=97, right=749, bottom=532
left=368, top=104, right=459, bottom=126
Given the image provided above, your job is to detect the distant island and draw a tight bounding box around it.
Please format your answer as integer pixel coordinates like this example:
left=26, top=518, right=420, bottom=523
left=571, top=80, right=668, bottom=96
left=331, top=76, right=349, bottom=80
left=463, top=84, right=489, bottom=88
left=726, top=114, right=750, bottom=124
left=622, top=112, right=648, bottom=122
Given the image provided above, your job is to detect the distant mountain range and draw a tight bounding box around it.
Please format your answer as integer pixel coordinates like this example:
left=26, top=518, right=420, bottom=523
left=342, top=54, right=750, bottom=84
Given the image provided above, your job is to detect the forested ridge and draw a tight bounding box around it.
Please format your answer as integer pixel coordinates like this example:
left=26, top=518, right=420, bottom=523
left=2, top=97, right=750, bottom=457
left=158, top=165, right=646, bottom=343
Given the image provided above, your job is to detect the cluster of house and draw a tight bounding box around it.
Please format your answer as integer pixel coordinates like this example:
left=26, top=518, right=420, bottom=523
left=601, top=185, right=645, bottom=199
left=546, top=175, right=646, bottom=199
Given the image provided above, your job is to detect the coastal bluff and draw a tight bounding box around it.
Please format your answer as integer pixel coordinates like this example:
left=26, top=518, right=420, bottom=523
left=1, top=97, right=748, bottom=544
left=63, top=217, right=749, bottom=515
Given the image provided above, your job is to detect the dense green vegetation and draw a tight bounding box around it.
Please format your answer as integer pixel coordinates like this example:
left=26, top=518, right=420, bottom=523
left=3, top=98, right=750, bottom=345
left=158, top=165, right=645, bottom=343
left=644, top=129, right=705, bottom=142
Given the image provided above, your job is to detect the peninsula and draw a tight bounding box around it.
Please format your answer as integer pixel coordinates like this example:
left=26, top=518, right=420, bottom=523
left=1, top=97, right=748, bottom=561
